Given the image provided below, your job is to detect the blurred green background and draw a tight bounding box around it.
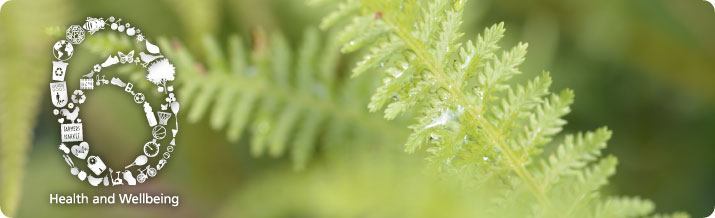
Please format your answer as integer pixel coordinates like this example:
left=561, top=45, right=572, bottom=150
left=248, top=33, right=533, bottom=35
left=0, top=0, right=713, bottom=217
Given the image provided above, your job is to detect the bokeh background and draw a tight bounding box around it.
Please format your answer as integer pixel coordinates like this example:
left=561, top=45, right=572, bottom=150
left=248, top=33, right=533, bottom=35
left=0, top=0, right=713, bottom=217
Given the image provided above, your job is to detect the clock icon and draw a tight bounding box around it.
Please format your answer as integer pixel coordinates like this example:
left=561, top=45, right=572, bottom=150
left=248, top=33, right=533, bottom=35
left=143, top=140, right=160, bottom=157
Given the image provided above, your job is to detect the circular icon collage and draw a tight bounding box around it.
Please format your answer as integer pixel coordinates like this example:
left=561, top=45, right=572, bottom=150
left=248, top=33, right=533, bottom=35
left=49, top=17, right=180, bottom=186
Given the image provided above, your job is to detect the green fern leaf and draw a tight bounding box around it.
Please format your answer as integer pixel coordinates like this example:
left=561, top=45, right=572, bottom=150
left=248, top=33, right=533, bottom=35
left=595, top=196, right=655, bottom=218
left=538, top=127, right=612, bottom=190
left=159, top=29, right=408, bottom=169
left=313, top=0, right=686, bottom=216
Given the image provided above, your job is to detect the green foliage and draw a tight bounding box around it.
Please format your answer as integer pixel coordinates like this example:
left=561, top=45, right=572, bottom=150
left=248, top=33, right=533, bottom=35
left=217, top=153, right=479, bottom=218
left=311, top=0, right=689, bottom=217
left=0, top=0, right=69, bottom=216
left=159, top=29, right=408, bottom=170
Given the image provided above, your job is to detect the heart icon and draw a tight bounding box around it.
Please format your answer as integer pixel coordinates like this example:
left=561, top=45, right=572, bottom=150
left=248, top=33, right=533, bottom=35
left=71, top=142, right=89, bottom=159
left=57, top=118, right=65, bottom=123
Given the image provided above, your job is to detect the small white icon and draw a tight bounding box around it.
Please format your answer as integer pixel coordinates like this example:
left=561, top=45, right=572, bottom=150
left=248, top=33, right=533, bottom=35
left=158, top=85, right=174, bottom=93
left=144, top=102, right=157, bottom=127
left=110, top=77, right=126, bottom=87
left=71, top=142, right=89, bottom=159
left=77, top=170, right=87, bottom=181
left=87, top=156, right=107, bottom=175
left=58, top=143, right=70, bottom=154
left=118, top=50, right=135, bottom=64
left=60, top=123, right=83, bottom=142
left=66, top=25, right=85, bottom=44
left=170, top=101, right=180, bottom=114
left=80, top=78, right=94, bottom=90
left=82, top=17, right=105, bottom=34
left=52, top=61, right=67, bottom=81
left=165, top=93, right=176, bottom=103
left=146, top=165, right=157, bottom=177
left=60, top=107, right=80, bottom=123
left=126, top=27, right=137, bottom=36
left=109, top=169, right=123, bottom=186
left=119, top=23, right=128, bottom=32
left=146, top=58, right=175, bottom=85
left=157, top=159, right=167, bottom=170
left=145, top=40, right=161, bottom=54
left=52, top=40, right=74, bottom=61
left=62, top=154, right=79, bottom=175
left=101, top=55, right=119, bottom=67
left=157, top=112, right=171, bottom=125
left=152, top=125, right=167, bottom=140
left=50, top=82, right=68, bottom=107
left=123, top=170, right=137, bottom=186
left=125, top=82, right=134, bottom=93
left=87, top=175, right=103, bottom=186
left=126, top=155, right=148, bottom=169
left=152, top=125, right=169, bottom=141
left=134, top=93, right=145, bottom=104
left=143, top=140, right=160, bottom=157
left=136, top=169, right=147, bottom=183
left=71, top=90, right=86, bottom=104
left=95, top=75, right=109, bottom=86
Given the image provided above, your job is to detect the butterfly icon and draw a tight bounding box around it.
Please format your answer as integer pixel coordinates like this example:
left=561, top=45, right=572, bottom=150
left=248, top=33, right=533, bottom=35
left=118, top=50, right=135, bottom=64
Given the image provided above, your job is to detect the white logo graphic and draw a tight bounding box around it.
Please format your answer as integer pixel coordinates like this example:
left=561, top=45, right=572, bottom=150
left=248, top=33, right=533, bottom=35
left=707, top=206, right=715, bottom=218
left=50, top=16, right=180, bottom=186
left=0, top=206, right=9, bottom=218
left=706, top=0, right=715, bottom=12
left=0, top=0, right=11, bottom=14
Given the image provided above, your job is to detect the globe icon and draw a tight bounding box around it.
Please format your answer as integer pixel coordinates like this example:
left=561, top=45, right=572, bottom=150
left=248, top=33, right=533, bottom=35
left=52, top=40, right=74, bottom=61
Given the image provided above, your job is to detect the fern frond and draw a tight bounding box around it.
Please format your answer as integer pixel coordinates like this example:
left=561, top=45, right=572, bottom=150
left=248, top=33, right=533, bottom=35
left=160, top=29, right=408, bottom=169
left=595, top=196, right=655, bottom=218
left=561, top=155, right=618, bottom=216
left=352, top=40, right=405, bottom=78
left=538, top=127, right=612, bottom=191
left=510, top=89, right=573, bottom=159
left=314, top=0, right=684, bottom=216
left=491, top=71, right=551, bottom=133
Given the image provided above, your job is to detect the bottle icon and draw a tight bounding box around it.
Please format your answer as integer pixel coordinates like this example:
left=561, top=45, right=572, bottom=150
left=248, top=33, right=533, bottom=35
left=144, top=102, right=157, bottom=127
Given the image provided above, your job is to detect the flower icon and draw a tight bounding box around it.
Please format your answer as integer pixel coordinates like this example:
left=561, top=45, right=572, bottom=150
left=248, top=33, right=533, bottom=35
left=165, top=93, right=176, bottom=103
